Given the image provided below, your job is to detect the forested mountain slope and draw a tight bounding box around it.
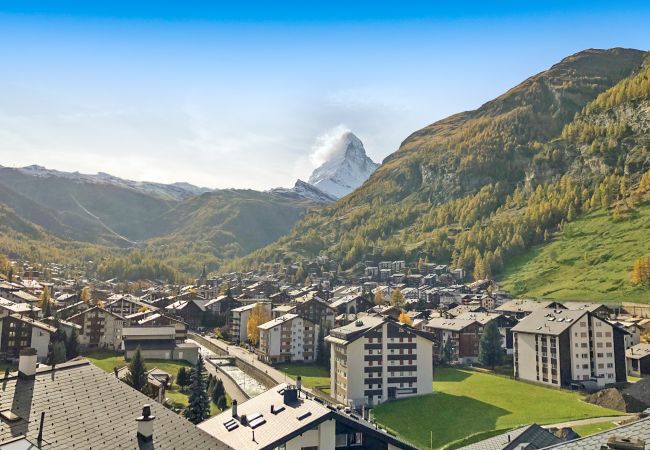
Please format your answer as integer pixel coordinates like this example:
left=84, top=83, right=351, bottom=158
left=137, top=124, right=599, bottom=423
left=228, top=48, right=650, bottom=298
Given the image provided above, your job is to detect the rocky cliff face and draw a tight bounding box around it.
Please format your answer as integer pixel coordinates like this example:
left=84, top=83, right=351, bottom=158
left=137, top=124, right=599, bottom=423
left=307, top=132, right=379, bottom=199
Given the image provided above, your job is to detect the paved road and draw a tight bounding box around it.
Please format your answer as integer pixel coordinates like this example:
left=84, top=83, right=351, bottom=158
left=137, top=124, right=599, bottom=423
left=543, top=414, right=638, bottom=429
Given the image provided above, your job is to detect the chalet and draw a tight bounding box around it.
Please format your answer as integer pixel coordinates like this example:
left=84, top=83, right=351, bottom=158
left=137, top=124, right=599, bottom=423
left=425, top=317, right=483, bottom=364
left=134, top=312, right=188, bottom=342
left=204, top=295, right=242, bottom=315
left=455, top=312, right=518, bottom=354
left=292, top=295, right=336, bottom=331
left=68, top=306, right=126, bottom=350
left=106, top=294, right=154, bottom=317
left=329, top=294, right=373, bottom=316
left=496, top=299, right=563, bottom=319
left=165, top=299, right=206, bottom=329
left=626, top=343, right=650, bottom=377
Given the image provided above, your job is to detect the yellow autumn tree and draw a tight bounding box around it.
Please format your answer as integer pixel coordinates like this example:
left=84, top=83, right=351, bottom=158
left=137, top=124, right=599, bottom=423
left=631, top=255, right=650, bottom=285
left=247, top=302, right=271, bottom=346
left=390, top=288, right=405, bottom=308
left=373, top=290, right=385, bottom=305
left=80, top=287, right=92, bottom=304
left=398, top=311, right=413, bottom=325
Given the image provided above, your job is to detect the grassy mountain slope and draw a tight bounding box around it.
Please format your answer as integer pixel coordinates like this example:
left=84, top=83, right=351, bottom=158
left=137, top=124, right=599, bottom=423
left=229, top=48, right=650, bottom=293
left=0, top=169, right=318, bottom=275
left=501, top=203, right=650, bottom=303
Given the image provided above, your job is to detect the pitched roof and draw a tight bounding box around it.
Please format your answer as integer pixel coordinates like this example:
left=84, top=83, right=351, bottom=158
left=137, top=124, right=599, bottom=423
left=425, top=317, right=480, bottom=332
left=626, top=343, right=650, bottom=360
left=511, top=309, right=588, bottom=336
left=198, top=383, right=416, bottom=450
left=0, top=360, right=230, bottom=449
left=257, top=314, right=302, bottom=331
left=541, top=416, right=650, bottom=449
left=496, top=299, right=558, bottom=313
left=457, top=424, right=562, bottom=450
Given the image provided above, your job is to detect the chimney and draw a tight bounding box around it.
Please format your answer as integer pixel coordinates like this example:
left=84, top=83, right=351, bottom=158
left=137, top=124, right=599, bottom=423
left=136, top=404, right=155, bottom=442
left=283, top=386, right=298, bottom=405
left=232, top=399, right=238, bottom=418
left=18, top=348, right=37, bottom=379
left=296, top=376, right=302, bottom=392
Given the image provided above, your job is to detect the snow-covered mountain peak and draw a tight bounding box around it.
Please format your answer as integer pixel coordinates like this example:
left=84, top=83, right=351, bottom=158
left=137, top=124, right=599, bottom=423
left=307, top=132, right=378, bottom=199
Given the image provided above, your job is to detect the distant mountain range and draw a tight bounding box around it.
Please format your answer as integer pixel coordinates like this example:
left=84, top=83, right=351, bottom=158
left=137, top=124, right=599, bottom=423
left=0, top=131, right=379, bottom=274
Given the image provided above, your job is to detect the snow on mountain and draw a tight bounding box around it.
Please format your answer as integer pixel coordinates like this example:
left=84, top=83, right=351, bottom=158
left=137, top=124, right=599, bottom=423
left=10, top=165, right=211, bottom=201
left=307, top=132, right=378, bottom=199
left=270, top=179, right=337, bottom=203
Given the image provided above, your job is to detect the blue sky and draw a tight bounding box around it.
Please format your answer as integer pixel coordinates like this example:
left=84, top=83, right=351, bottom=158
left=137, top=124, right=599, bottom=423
left=0, top=1, right=648, bottom=189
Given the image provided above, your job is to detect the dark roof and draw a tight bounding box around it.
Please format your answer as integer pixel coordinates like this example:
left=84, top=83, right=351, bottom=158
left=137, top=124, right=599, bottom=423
left=541, top=417, right=650, bottom=449
left=124, top=339, right=177, bottom=351
left=458, top=424, right=562, bottom=450
left=0, top=360, right=230, bottom=449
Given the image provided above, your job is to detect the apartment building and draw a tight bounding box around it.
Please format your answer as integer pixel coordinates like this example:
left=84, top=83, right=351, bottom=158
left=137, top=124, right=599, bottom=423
left=230, top=301, right=272, bottom=344
left=256, top=313, right=319, bottom=364
left=68, top=306, right=126, bottom=350
left=326, top=315, right=435, bottom=408
left=512, top=308, right=627, bottom=388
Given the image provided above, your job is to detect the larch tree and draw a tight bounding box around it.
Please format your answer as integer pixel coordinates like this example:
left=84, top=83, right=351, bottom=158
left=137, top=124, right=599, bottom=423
left=373, top=290, right=385, bottom=305
left=390, top=288, right=405, bottom=308
left=398, top=311, right=413, bottom=325
left=247, top=302, right=270, bottom=346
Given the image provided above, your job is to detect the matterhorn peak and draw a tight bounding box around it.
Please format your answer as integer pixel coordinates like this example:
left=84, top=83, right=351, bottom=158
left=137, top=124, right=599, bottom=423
left=307, top=131, right=378, bottom=199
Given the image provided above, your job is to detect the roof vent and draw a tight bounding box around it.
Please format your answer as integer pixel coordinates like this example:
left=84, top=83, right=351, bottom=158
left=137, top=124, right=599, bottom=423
left=0, top=410, right=21, bottom=423
left=355, top=320, right=364, bottom=327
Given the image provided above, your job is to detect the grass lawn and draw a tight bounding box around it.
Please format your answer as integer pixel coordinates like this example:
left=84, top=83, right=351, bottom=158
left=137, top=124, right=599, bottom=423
left=275, top=363, right=331, bottom=389
left=572, top=421, right=618, bottom=437
left=85, top=350, right=226, bottom=416
left=372, top=368, right=623, bottom=449
left=500, top=205, right=650, bottom=303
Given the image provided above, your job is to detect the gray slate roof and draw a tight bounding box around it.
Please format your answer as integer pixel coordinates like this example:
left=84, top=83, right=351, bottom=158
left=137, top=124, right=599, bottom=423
left=541, top=416, right=650, bottom=449
left=458, top=424, right=562, bottom=450
left=0, top=360, right=230, bottom=449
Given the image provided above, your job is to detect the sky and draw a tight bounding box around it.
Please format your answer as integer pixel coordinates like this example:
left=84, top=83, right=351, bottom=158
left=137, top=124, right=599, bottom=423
left=0, top=1, right=648, bottom=190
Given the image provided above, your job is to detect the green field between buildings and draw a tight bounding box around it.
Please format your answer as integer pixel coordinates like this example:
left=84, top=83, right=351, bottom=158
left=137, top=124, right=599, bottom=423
left=275, top=363, right=331, bottom=390
left=85, top=350, right=223, bottom=415
left=572, top=421, right=618, bottom=437
left=500, top=205, right=650, bottom=303
left=372, top=368, right=623, bottom=449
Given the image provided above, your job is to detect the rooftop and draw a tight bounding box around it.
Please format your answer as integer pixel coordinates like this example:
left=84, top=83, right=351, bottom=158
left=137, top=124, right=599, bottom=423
left=511, top=309, right=588, bottom=336
left=0, top=359, right=229, bottom=449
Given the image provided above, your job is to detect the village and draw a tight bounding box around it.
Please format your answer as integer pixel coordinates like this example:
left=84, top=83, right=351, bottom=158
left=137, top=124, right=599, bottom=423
left=1, top=256, right=650, bottom=449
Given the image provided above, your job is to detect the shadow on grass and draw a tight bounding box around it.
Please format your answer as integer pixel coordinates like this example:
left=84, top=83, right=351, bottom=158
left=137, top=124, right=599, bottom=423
left=373, top=391, right=510, bottom=449
left=434, top=367, right=472, bottom=383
